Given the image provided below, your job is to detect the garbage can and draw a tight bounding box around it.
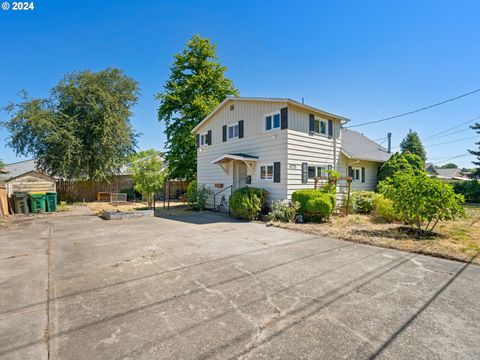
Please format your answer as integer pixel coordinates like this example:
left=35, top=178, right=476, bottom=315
left=29, top=193, right=46, bottom=213
left=45, top=192, right=57, bottom=212
left=13, top=192, right=30, bottom=214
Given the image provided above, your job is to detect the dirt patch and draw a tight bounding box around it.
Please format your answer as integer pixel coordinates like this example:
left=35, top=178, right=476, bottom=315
left=271, top=206, right=480, bottom=265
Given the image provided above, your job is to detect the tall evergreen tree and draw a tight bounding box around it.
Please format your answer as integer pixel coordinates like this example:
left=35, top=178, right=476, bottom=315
left=468, top=122, right=480, bottom=177
left=157, top=35, right=239, bottom=180
left=400, top=129, right=427, bottom=163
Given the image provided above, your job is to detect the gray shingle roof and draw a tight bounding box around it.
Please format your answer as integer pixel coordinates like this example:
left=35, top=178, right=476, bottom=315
left=0, top=159, right=43, bottom=181
left=435, top=168, right=462, bottom=178
left=341, top=129, right=391, bottom=163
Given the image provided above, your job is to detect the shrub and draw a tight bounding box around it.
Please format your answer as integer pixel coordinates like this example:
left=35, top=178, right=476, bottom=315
left=120, top=187, right=141, bottom=201
left=372, top=195, right=398, bottom=223
left=229, top=187, right=269, bottom=220
left=447, top=180, right=480, bottom=203
left=187, top=180, right=211, bottom=210
left=379, top=172, right=465, bottom=233
left=292, top=189, right=334, bottom=222
left=269, top=200, right=300, bottom=222
left=378, top=152, right=424, bottom=182
left=350, top=191, right=379, bottom=214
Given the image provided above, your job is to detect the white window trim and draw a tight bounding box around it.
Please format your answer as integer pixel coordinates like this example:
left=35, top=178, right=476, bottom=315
left=228, top=123, right=239, bottom=141
left=199, top=132, right=208, bottom=147
left=307, top=164, right=328, bottom=181
left=264, top=111, right=281, bottom=132
left=258, top=163, right=274, bottom=181
left=351, top=167, right=361, bottom=182
left=314, top=117, right=328, bottom=136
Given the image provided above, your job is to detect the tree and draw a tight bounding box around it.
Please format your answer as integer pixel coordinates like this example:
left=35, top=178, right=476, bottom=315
left=0, top=159, right=5, bottom=169
left=439, top=163, right=458, bottom=169
left=379, top=172, right=465, bottom=234
left=400, top=129, right=426, bottom=163
left=468, top=122, right=480, bottom=177
left=132, top=154, right=165, bottom=208
left=157, top=34, right=239, bottom=180
left=2, top=69, right=139, bottom=180
left=378, top=152, right=424, bottom=182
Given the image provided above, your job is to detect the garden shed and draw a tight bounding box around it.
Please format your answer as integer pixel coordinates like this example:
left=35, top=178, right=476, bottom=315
left=0, top=160, right=56, bottom=197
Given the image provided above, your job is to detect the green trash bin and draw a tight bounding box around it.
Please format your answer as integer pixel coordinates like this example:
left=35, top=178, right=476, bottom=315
left=29, top=193, right=46, bottom=213
left=45, top=192, right=57, bottom=212
left=13, top=192, right=30, bottom=214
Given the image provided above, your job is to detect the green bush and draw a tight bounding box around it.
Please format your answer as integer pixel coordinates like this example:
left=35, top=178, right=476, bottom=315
left=351, top=191, right=379, bottom=214
left=379, top=172, right=465, bottom=233
left=269, top=200, right=300, bottom=222
left=292, top=189, right=334, bottom=222
left=120, top=187, right=141, bottom=201
left=447, top=180, right=480, bottom=203
left=229, top=187, right=269, bottom=220
left=372, top=195, right=398, bottom=223
left=186, top=180, right=211, bottom=210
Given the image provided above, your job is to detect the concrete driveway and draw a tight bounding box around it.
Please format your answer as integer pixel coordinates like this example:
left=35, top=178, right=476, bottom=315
left=0, top=208, right=479, bottom=360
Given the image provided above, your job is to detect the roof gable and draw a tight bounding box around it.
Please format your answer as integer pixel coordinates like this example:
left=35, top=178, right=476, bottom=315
left=192, top=97, right=349, bottom=133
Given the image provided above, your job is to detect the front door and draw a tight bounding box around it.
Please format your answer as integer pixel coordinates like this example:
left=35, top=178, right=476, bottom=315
left=233, top=162, right=247, bottom=190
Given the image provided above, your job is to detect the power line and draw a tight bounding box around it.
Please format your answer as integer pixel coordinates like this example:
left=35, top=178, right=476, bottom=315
left=425, top=136, right=477, bottom=148
left=422, top=114, right=480, bottom=141
left=346, top=88, right=480, bottom=129
left=433, top=153, right=472, bottom=165
left=423, top=128, right=473, bottom=142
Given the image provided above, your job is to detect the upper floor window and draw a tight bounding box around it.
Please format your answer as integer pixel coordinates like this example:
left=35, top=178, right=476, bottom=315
left=228, top=124, right=239, bottom=139
left=265, top=112, right=281, bottom=131
left=199, top=133, right=208, bottom=146
left=314, top=119, right=327, bottom=135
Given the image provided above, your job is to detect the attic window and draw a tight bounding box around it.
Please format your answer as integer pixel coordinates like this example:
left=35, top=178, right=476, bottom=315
left=230, top=104, right=234, bottom=111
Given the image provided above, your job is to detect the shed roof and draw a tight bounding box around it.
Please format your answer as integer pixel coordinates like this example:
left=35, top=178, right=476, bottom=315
left=341, top=129, right=392, bottom=163
left=0, top=159, right=46, bottom=181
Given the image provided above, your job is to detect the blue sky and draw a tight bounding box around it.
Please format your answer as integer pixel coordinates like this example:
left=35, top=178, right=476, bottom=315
left=1, top=0, right=479, bottom=167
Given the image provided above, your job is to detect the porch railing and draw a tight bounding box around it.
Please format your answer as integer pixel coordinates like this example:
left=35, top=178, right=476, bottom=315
left=213, top=185, right=233, bottom=214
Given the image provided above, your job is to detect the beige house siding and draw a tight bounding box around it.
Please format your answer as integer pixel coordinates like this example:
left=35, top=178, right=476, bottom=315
left=197, top=126, right=287, bottom=207
left=285, top=105, right=342, bottom=198
left=338, top=154, right=380, bottom=191
left=6, top=172, right=56, bottom=196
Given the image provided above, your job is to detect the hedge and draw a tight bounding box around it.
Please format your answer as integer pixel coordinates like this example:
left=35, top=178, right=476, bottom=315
left=447, top=180, right=480, bottom=203
left=292, top=189, right=335, bottom=222
left=229, top=187, right=269, bottom=220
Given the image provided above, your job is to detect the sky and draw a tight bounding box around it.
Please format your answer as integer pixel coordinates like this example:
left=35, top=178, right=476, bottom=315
left=0, top=0, right=479, bottom=168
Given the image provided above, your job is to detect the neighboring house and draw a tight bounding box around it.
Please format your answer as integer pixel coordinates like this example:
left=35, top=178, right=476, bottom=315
left=0, top=159, right=56, bottom=197
left=425, top=163, right=469, bottom=180
left=192, top=97, right=391, bottom=208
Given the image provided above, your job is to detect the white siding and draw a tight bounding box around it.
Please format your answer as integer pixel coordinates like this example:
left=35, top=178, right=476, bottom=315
left=6, top=172, right=56, bottom=197
left=338, top=154, right=380, bottom=191
left=285, top=105, right=342, bottom=198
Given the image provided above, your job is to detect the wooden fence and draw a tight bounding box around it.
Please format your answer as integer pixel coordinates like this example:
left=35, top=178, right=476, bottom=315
left=56, top=177, right=190, bottom=202
left=56, top=176, right=134, bottom=202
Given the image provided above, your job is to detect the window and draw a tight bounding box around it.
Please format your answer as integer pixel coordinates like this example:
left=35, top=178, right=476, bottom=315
left=265, top=112, right=281, bottom=131
left=199, top=133, right=208, bottom=146
left=314, top=119, right=327, bottom=135
left=228, top=124, right=239, bottom=139
left=352, top=167, right=361, bottom=181
left=260, top=165, right=273, bottom=180
left=307, top=166, right=325, bottom=179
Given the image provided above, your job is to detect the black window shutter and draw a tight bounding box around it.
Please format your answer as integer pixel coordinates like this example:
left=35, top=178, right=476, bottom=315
left=238, top=120, right=244, bottom=138
left=309, top=114, right=315, bottom=134
left=222, top=125, right=227, bottom=142
left=348, top=166, right=353, bottom=178
left=361, top=167, right=365, bottom=183
left=196, top=134, right=200, bottom=148
left=328, top=119, right=333, bottom=137
left=302, top=162, right=308, bottom=183
left=207, top=130, right=212, bottom=145
left=280, top=107, right=288, bottom=129
left=273, top=162, right=281, bottom=183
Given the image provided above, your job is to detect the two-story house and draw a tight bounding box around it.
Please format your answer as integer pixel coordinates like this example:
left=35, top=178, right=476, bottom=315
left=192, top=97, right=390, bottom=208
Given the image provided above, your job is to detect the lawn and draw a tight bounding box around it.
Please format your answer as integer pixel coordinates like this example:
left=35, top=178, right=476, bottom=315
left=271, top=205, right=480, bottom=265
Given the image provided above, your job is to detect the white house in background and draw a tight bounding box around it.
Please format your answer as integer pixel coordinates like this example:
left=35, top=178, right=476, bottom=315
left=192, top=97, right=391, bottom=208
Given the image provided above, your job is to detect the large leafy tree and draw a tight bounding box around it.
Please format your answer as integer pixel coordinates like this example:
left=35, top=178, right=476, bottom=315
left=468, top=122, right=480, bottom=177
left=157, top=34, right=239, bottom=180
left=2, top=69, right=139, bottom=180
left=400, top=129, right=427, bottom=163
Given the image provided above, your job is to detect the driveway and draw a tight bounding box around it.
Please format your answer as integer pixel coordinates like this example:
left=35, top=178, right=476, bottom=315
left=0, top=208, right=479, bottom=359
